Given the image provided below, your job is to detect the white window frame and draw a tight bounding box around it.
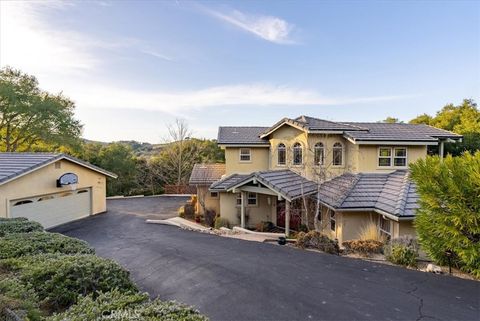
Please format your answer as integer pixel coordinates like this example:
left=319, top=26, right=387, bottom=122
left=378, top=147, right=408, bottom=168
left=292, top=142, right=303, bottom=166
left=247, top=192, right=257, bottom=206
left=332, top=142, right=344, bottom=167
left=236, top=193, right=242, bottom=207
left=378, top=147, right=392, bottom=167
left=277, top=143, right=286, bottom=166
left=239, top=148, right=251, bottom=162
left=314, top=142, right=325, bottom=166
left=379, top=215, right=392, bottom=239
left=329, top=209, right=336, bottom=231
left=393, top=147, right=408, bottom=167
left=235, top=192, right=257, bottom=207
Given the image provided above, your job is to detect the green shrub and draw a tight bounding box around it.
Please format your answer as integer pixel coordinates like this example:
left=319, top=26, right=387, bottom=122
left=47, top=289, right=148, bottom=321
left=0, top=232, right=94, bottom=259
left=0, top=219, right=43, bottom=237
left=204, top=210, right=216, bottom=227
left=384, top=236, right=419, bottom=267
left=214, top=217, right=229, bottom=229
left=0, top=217, right=28, bottom=222
left=178, top=206, right=185, bottom=218
left=0, top=254, right=137, bottom=311
left=0, top=275, right=43, bottom=320
left=342, top=239, right=384, bottom=256
left=410, top=152, right=480, bottom=277
left=48, top=290, right=208, bottom=321
left=296, top=231, right=339, bottom=254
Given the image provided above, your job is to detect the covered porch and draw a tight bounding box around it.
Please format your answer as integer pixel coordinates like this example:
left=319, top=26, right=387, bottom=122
left=226, top=170, right=318, bottom=236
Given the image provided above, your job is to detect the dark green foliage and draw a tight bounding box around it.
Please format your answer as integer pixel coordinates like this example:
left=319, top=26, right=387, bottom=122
left=0, top=217, right=28, bottom=222
left=0, top=219, right=43, bottom=237
left=214, top=217, right=229, bottom=229
left=296, top=231, right=339, bottom=254
left=342, top=239, right=384, bottom=256
left=410, top=152, right=480, bottom=277
left=204, top=210, right=216, bottom=227
left=0, top=254, right=137, bottom=310
left=0, top=232, right=94, bottom=259
left=384, top=237, right=419, bottom=267
left=0, top=275, right=43, bottom=320
left=47, top=290, right=208, bottom=321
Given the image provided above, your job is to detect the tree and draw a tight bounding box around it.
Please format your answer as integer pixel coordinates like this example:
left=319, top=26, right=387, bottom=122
left=410, top=152, right=480, bottom=277
left=381, top=117, right=402, bottom=123
left=0, top=67, right=82, bottom=152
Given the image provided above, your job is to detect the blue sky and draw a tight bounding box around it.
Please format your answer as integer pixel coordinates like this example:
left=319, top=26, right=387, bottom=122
left=1, top=1, right=478, bottom=143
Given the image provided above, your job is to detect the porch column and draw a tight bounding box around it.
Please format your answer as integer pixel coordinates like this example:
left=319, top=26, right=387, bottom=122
left=285, top=200, right=291, bottom=237
left=240, top=191, right=246, bottom=228
left=439, top=140, right=445, bottom=161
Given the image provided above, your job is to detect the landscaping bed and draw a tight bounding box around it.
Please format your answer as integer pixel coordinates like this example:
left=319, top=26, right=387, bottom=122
left=0, top=218, right=208, bottom=321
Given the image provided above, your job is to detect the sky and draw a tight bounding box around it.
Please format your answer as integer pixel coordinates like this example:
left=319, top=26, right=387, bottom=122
left=0, top=0, right=479, bottom=143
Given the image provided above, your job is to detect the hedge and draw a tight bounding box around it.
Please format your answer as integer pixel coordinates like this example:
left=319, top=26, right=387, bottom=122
left=0, top=232, right=94, bottom=259
left=0, top=275, right=43, bottom=320
left=296, top=231, right=339, bottom=254
left=0, top=220, right=43, bottom=237
left=48, top=290, right=208, bottom=321
left=410, top=152, right=480, bottom=277
left=342, top=239, right=384, bottom=256
left=0, top=254, right=137, bottom=311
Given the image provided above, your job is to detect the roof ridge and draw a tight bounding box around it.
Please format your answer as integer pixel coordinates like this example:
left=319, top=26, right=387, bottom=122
left=336, top=173, right=362, bottom=207
left=393, top=171, right=411, bottom=215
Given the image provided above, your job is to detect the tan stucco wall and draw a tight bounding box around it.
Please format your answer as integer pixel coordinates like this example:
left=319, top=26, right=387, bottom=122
left=398, top=220, right=416, bottom=237
left=219, top=192, right=275, bottom=228
left=224, top=147, right=269, bottom=175
left=357, top=145, right=427, bottom=172
left=0, top=159, right=107, bottom=218
left=196, top=185, right=220, bottom=215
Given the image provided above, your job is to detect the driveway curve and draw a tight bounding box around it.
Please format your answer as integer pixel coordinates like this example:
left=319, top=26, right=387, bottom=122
left=53, top=196, right=479, bottom=321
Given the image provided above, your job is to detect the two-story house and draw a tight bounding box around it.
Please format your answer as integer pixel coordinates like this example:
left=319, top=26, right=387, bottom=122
left=192, top=115, right=461, bottom=243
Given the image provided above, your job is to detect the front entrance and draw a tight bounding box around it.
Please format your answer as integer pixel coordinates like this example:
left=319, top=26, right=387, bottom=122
left=276, top=200, right=301, bottom=230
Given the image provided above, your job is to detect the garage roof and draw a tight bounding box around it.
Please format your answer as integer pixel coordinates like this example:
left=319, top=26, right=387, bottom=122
left=0, top=153, right=117, bottom=186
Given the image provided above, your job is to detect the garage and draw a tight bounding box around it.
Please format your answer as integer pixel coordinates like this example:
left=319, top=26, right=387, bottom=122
left=0, top=153, right=116, bottom=229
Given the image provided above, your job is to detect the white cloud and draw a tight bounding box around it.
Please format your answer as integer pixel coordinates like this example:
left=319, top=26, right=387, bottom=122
left=140, top=49, right=174, bottom=61
left=205, top=8, right=296, bottom=44
left=72, top=83, right=409, bottom=115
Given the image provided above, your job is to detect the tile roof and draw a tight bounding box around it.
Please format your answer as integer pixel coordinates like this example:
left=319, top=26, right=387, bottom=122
left=342, top=122, right=461, bottom=142
left=0, top=153, right=117, bottom=186
left=226, top=169, right=318, bottom=201
left=217, top=127, right=269, bottom=145
left=209, top=173, right=250, bottom=191
left=189, top=163, right=226, bottom=185
left=218, top=116, right=462, bottom=144
left=316, top=170, right=418, bottom=218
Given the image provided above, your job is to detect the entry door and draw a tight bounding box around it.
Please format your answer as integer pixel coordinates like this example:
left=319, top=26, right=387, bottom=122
left=276, top=200, right=286, bottom=228
left=10, top=189, right=92, bottom=229
left=276, top=200, right=301, bottom=230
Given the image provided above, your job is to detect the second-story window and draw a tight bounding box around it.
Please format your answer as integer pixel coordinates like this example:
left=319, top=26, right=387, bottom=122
left=239, top=148, right=251, bottom=162
left=277, top=143, right=286, bottom=166
left=378, top=147, right=392, bottom=167
left=394, top=147, right=407, bottom=167
left=293, top=142, right=303, bottom=165
left=332, top=142, right=343, bottom=166
left=314, top=142, right=324, bottom=165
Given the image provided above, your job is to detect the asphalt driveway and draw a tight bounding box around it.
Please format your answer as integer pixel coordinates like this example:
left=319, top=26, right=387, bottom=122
left=53, top=196, right=479, bottom=321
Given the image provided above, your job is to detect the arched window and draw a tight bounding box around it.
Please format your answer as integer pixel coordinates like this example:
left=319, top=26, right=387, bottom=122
left=13, top=200, right=33, bottom=206
left=333, top=142, right=343, bottom=166
left=314, top=142, right=324, bottom=165
left=277, top=143, right=286, bottom=165
left=293, top=143, right=303, bottom=165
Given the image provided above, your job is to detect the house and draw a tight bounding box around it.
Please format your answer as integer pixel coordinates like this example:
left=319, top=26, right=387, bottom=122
left=207, top=115, right=462, bottom=241
left=189, top=163, right=225, bottom=215
left=0, top=153, right=117, bottom=229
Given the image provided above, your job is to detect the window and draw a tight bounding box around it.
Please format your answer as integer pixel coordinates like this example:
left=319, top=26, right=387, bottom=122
left=293, top=143, right=303, bottom=165
left=13, top=200, right=33, bottom=206
left=236, top=194, right=242, bottom=206
left=330, top=210, right=336, bottom=231
left=247, top=192, right=257, bottom=206
left=314, top=142, right=324, bottom=165
left=210, top=191, right=219, bottom=198
left=239, top=148, right=251, bottom=162
left=379, top=216, right=391, bottom=240
left=236, top=193, right=257, bottom=206
left=378, top=147, right=407, bottom=167
left=277, top=143, right=286, bottom=165
left=38, top=195, right=54, bottom=201
left=394, top=148, right=407, bottom=167
left=332, top=142, right=343, bottom=166
left=378, top=147, right=392, bottom=167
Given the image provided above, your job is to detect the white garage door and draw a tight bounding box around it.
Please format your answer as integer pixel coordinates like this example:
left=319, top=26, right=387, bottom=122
left=10, top=189, right=92, bottom=229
